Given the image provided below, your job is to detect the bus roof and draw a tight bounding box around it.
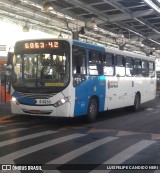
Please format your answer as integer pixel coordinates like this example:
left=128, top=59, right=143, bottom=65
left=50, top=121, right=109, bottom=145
left=104, top=47, right=155, bottom=61
left=73, top=39, right=105, bottom=51
left=14, top=38, right=155, bottom=61
left=72, top=39, right=155, bottom=61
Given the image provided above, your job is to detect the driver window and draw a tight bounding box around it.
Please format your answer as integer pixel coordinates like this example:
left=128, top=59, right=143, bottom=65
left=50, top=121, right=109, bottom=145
left=72, top=45, right=86, bottom=75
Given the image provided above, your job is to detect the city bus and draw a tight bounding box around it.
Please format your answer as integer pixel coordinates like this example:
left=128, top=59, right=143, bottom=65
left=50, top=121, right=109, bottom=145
left=9, top=38, right=156, bottom=122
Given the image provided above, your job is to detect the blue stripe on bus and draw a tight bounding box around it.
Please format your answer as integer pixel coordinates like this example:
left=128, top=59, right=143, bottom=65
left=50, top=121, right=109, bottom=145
left=73, top=40, right=106, bottom=117
left=73, top=40, right=105, bottom=51
left=12, top=91, right=36, bottom=105
left=74, top=76, right=106, bottom=117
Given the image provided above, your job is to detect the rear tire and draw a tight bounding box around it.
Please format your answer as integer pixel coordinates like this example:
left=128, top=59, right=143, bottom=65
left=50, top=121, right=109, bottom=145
left=133, top=93, right=140, bottom=112
left=87, top=98, right=98, bottom=123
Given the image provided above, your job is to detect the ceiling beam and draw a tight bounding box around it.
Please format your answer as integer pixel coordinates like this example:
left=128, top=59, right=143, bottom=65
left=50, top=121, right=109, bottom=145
left=105, top=9, right=155, bottom=23
left=65, top=0, right=109, bottom=23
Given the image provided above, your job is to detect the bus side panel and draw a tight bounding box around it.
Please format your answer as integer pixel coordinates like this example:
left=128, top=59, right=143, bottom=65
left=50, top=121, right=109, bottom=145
left=87, top=76, right=106, bottom=112
left=105, top=76, right=135, bottom=110
left=105, top=76, right=156, bottom=111
left=74, top=81, right=88, bottom=116
left=74, top=76, right=106, bottom=117
left=139, top=77, right=156, bottom=103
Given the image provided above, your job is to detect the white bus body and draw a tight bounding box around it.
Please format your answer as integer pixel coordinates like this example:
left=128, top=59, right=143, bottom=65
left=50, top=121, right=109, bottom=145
left=10, top=39, right=156, bottom=121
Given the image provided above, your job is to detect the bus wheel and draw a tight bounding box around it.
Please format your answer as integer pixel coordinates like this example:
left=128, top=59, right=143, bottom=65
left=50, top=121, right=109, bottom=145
left=87, top=97, right=98, bottom=122
left=133, top=93, right=141, bottom=112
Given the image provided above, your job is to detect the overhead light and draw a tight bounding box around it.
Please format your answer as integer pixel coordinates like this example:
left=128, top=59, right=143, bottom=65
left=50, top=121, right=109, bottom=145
left=143, top=0, right=160, bottom=13
left=42, top=2, right=53, bottom=12
left=119, top=33, right=124, bottom=38
left=91, top=18, right=97, bottom=29
left=118, top=29, right=124, bottom=38
left=86, top=18, right=97, bottom=30
left=20, top=0, right=28, bottom=3
left=137, top=37, right=145, bottom=47
left=58, top=31, right=63, bottom=38
left=22, top=22, right=29, bottom=32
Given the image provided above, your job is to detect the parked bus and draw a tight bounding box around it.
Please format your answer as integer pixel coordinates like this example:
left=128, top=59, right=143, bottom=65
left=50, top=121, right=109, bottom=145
left=8, top=39, right=156, bottom=122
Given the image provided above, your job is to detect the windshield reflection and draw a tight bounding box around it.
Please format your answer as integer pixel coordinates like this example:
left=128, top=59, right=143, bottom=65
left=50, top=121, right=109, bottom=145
left=12, top=52, right=69, bottom=92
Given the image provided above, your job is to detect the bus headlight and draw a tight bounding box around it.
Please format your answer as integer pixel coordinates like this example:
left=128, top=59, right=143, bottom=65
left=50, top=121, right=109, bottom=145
left=11, top=96, right=19, bottom=105
left=12, top=96, right=17, bottom=102
left=53, top=97, right=69, bottom=107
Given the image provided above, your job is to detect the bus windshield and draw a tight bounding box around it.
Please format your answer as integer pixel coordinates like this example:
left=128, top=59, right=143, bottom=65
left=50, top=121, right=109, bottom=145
left=12, top=52, right=69, bottom=93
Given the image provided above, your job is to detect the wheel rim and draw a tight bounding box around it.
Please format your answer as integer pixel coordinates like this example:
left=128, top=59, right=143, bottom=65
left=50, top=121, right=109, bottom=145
left=89, top=102, right=96, bottom=116
left=89, top=99, right=97, bottom=119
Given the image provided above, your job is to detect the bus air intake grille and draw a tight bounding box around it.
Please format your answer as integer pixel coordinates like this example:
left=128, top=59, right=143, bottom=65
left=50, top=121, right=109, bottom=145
left=22, top=109, right=53, bottom=114
left=18, top=92, right=56, bottom=99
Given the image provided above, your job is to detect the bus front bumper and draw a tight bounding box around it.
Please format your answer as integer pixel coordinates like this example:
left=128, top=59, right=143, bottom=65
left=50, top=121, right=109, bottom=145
left=11, top=102, right=71, bottom=117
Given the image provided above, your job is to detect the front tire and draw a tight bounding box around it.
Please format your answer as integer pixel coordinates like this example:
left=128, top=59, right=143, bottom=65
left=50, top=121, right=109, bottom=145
left=87, top=98, right=98, bottom=122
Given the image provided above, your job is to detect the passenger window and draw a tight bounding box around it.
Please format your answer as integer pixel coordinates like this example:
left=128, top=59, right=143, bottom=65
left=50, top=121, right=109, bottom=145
left=72, top=45, right=86, bottom=75
left=133, top=59, right=142, bottom=76
left=103, top=53, right=114, bottom=76
left=89, top=50, right=103, bottom=75
left=142, top=60, right=149, bottom=77
left=115, top=54, right=125, bottom=77
left=149, top=61, right=155, bottom=77
left=126, top=57, right=134, bottom=77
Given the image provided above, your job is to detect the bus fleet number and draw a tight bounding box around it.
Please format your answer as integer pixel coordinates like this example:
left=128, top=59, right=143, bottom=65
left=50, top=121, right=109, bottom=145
left=36, top=99, right=51, bottom=105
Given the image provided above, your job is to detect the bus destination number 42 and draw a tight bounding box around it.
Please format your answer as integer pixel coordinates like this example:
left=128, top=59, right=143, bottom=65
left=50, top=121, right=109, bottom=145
left=24, top=41, right=59, bottom=49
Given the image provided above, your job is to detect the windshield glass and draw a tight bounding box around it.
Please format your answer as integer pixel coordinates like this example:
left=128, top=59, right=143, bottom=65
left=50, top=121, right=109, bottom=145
left=12, top=52, right=69, bottom=93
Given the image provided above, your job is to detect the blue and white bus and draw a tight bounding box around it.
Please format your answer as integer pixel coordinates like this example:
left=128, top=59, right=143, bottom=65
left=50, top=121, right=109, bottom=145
left=10, top=39, right=156, bottom=122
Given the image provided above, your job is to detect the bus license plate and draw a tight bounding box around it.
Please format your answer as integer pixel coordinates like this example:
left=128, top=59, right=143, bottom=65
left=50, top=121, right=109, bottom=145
left=36, top=99, right=51, bottom=105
